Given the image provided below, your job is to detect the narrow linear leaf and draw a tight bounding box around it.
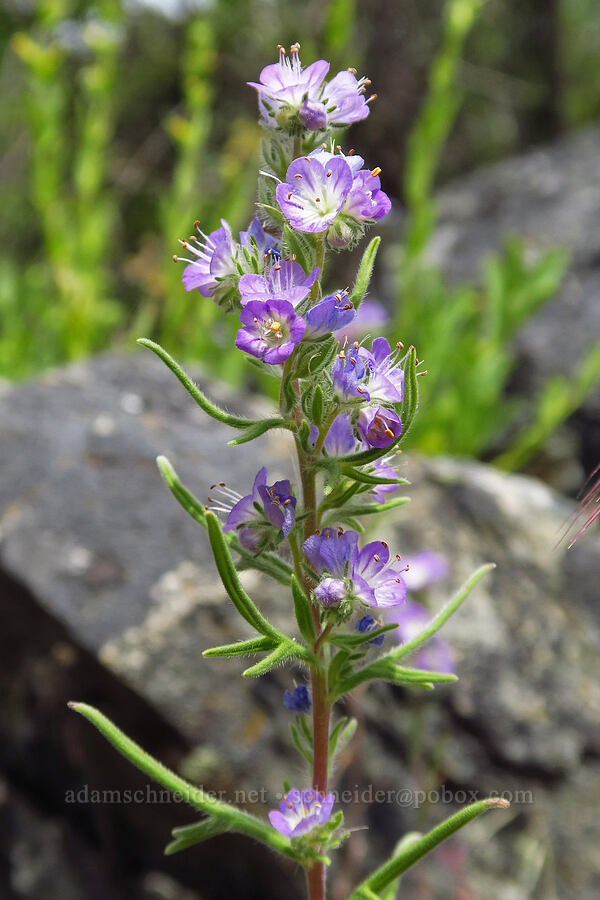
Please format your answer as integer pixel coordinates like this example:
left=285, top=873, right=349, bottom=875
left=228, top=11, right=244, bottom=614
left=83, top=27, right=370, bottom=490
left=388, top=563, right=495, bottom=662
left=242, top=640, right=309, bottom=677
left=290, top=722, right=313, bottom=765
left=206, top=512, right=283, bottom=639
left=68, top=702, right=298, bottom=858
left=137, top=339, right=252, bottom=429
left=332, top=661, right=456, bottom=699
left=400, top=345, right=419, bottom=436
left=203, top=636, right=278, bottom=658
left=341, top=466, right=410, bottom=487
left=349, top=236, right=381, bottom=307
left=351, top=798, right=510, bottom=897
left=165, top=817, right=227, bottom=855
left=328, top=623, right=399, bottom=650
left=325, top=497, right=410, bottom=520
left=227, top=417, right=295, bottom=445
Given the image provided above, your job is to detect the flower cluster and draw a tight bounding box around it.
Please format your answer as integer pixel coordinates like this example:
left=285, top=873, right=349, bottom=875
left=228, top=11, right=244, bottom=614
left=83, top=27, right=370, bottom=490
left=248, top=43, right=375, bottom=135
left=269, top=788, right=335, bottom=838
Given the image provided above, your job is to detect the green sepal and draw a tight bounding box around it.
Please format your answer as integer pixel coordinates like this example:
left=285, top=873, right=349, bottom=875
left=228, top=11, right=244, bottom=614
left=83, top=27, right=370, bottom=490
left=311, top=384, right=324, bottom=428
left=156, top=456, right=292, bottom=586
left=294, top=335, right=339, bottom=378
left=165, top=818, right=228, bottom=855
left=206, top=511, right=285, bottom=639
left=328, top=716, right=357, bottom=759
left=349, top=798, right=510, bottom=898
left=203, top=636, right=278, bottom=658
left=281, top=224, right=318, bottom=274
left=227, top=417, right=295, bottom=445
left=349, top=236, right=380, bottom=308
left=68, top=703, right=300, bottom=860
left=298, top=419, right=314, bottom=454
left=137, top=339, right=252, bottom=430
left=291, top=574, right=316, bottom=642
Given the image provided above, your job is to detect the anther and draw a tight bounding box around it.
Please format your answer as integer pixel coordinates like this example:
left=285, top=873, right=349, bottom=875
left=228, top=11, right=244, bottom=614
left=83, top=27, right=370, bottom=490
left=347, top=67, right=357, bottom=75
left=382, top=541, right=388, bottom=548
left=326, top=170, right=332, bottom=177
left=371, top=167, right=381, bottom=177
left=384, top=427, right=394, bottom=438
left=367, top=93, right=378, bottom=103
left=373, top=554, right=380, bottom=562
left=294, top=173, right=303, bottom=178
left=348, top=149, right=355, bottom=155
left=287, top=192, right=293, bottom=200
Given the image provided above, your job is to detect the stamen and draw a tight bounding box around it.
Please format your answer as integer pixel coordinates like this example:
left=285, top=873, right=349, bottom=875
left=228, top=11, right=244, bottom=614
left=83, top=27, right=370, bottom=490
left=371, top=167, right=381, bottom=177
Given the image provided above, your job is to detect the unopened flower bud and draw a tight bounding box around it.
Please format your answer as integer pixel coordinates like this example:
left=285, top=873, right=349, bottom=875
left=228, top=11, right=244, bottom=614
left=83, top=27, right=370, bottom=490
left=298, top=96, right=327, bottom=131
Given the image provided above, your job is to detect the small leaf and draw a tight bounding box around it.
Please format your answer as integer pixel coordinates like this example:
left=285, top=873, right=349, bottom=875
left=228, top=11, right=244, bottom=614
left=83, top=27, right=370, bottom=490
left=227, top=417, right=295, bottom=445
left=290, top=722, right=313, bottom=765
left=328, top=623, right=399, bottom=650
left=349, top=236, right=381, bottom=307
left=165, top=818, right=226, bottom=855
left=400, top=345, right=419, bottom=436
left=282, top=224, right=318, bottom=274
left=311, top=384, right=324, bottom=428
left=203, top=636, right=278, bottom=658
left=323, top=496, right=410, bottom=522
left=341, top=465, right=410, bottom=487
left=242, top=640, right=309, bottom=677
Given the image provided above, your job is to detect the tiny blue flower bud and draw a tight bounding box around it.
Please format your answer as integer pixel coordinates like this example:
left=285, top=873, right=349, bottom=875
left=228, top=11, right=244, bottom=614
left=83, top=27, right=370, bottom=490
left=283, top=685, right=312, bottom=712
left=355, top=614, right=385, bottom=646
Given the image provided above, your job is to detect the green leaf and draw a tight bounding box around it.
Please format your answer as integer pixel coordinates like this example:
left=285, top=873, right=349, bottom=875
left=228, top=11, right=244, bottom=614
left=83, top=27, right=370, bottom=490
left=294, top=335, right=339, bottom=378
left=388, top=563, right=495, bottom=663
left=242, top=639, right=313, bottom=677
left=68, top=703, right=299, bottom=859
left=341, top=465, right=410, bottom=487
left=227, top=417, right=295, bottom=445
left=137, top=339, right=252, bottom=430
left=328, top=623, right=399, bottom=650
left=349, top=236, right=380, bottom=307
left=329, top=716, right=357, bottom=759
left=203, top=636, right=278, bottom=658
left=349, top=798, right=510, bottom=897
left=291, top=574, right=316, bottom=642
left=165, top=818, right=227, bottom=855
left=206, top=512, right=284, bottom=639
left=400, top=345, right=419, bottom=436
left=311, top=384, right=324, bottom=428
left=331, top=660, right=456, bottom=699
left=290, top=721, right=313, bottom=765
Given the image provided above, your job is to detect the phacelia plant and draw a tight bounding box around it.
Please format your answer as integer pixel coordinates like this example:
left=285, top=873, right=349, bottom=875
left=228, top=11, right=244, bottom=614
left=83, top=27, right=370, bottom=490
left=69, top=42, right=509, bottom=900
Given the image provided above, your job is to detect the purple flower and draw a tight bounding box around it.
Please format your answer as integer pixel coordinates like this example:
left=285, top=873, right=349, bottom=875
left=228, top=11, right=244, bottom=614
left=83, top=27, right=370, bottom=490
left=283, top=685, right=311, bottom=712
left=385, top=601, right=455, bottom=674
left=367, top=455, right=402, bottom=504
left=332, top=350, right=368, bottom=401
left=248, top=44, right=330, bottom=128
left=239, top=258, right=319, bottom=308
left=305, top=291, right=356, bottom=337
left=276, top=156, right=353, bottom=233
left=334, top=299, right=389, bottom=342
left=343, top=168, right=391, bottom=223
left=222, top=467, right=296, bottom=551
left=309, top=413, right=356, bottom=457
left=308, top=148, right=390, bottom=225
left=359, top=337, right=404, bottom=403
left=239, top=215, right=279, bottom=257
left=355, top=614, right=385, bottom=646
left=269, top=788, right=335, bottom=838
left=357, top=405, right=402, bottom=449
left=321, top=69, right=372, bottom=125
left=176, top=219, right=237, bottom=298
left=235, top=299, right=305, bottom=365
left=303, top=529, right=407, bottom=609
left=299, top=96, right=328, bottom=131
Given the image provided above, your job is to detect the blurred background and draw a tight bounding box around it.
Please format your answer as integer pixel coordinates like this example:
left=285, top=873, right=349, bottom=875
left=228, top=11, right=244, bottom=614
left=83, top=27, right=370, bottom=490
left=1, top=0, right=600, bottom=898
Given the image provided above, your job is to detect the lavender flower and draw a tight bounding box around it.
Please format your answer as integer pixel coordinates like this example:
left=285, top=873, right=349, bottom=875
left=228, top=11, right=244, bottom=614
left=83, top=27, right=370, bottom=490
left=239, top=215, right=279, bottom=257
left=357, top=405, right=402, bottom=449
left=176, top=219, right=237, bottom=298
left=310, top=413, right=356, bottom=457
left=302, top=529, right=407, bottom=609
left=367, top=455, right=402, bottom=504
left=305, top=291, right=356, bottom=337
left=359, top=337, right=405, bottom=403
left=308, top=148, right=391, bottom=225
left=332, top=350, right=368, bottom=401
left=276, top=156, right=353, bottom=233
left=235, top=299, right=305, bottom=364
left=269, top=788, right=335, bottom=838
left=248, top=44, right=330, bottom=129
left=249, top=44, right=374, bottom=132
left=283, top=685, right=311, bottom=712
left=238, top=258, right=319, bottom=307
left=222, top=467, right=296, bottom=552
left=355, top=614, right=385, bottom=646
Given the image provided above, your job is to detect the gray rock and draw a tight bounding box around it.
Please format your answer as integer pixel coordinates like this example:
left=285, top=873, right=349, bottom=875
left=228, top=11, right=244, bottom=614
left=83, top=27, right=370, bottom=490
left=1, top=352, right=599, bottom=899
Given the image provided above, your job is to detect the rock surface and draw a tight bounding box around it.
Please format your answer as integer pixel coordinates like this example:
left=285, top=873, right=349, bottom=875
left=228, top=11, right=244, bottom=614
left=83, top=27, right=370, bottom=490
left=1, top=352, right=599, bottom=899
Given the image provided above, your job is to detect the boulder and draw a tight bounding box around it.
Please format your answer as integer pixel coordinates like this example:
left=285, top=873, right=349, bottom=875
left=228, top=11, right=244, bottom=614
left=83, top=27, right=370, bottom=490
left=0, top=352, right=599, bottom=898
